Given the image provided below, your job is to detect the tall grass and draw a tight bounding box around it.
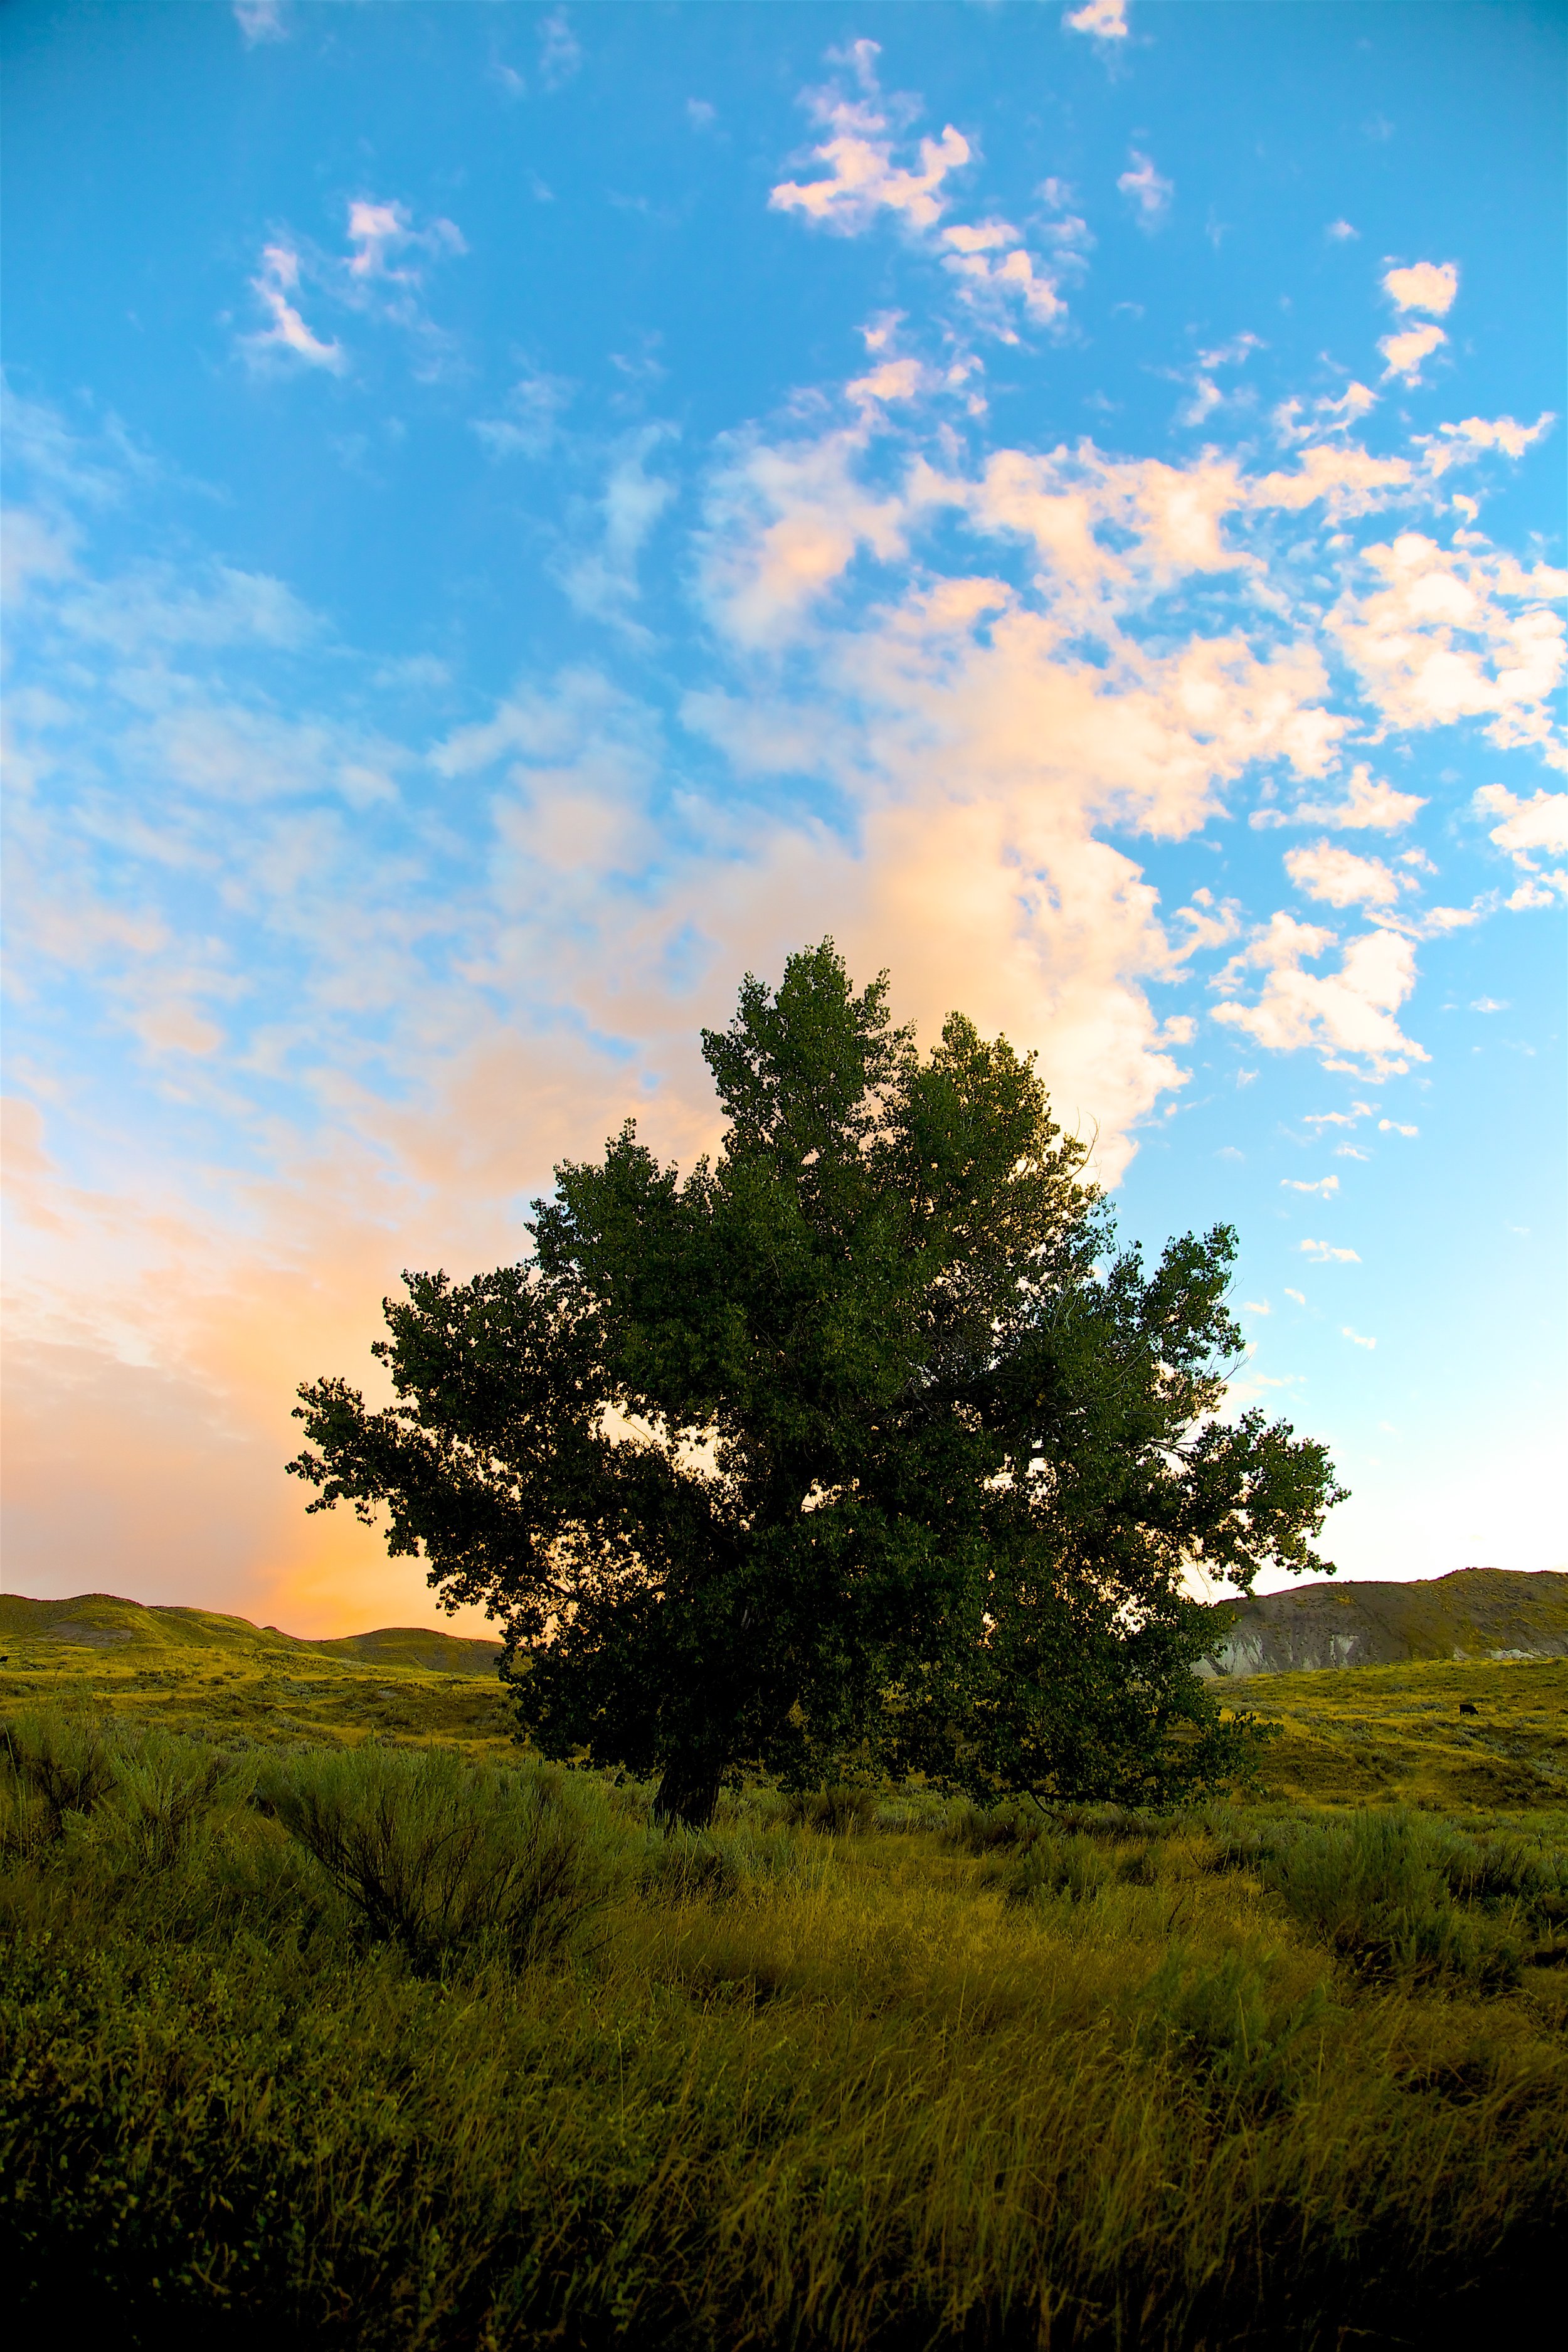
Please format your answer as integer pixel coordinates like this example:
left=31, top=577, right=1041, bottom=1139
left=2, top=1707, right=1565, bottom=2348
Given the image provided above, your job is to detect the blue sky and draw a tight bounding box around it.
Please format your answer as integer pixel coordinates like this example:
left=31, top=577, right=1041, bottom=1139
left=3, top=0, right=1564, bottom=1636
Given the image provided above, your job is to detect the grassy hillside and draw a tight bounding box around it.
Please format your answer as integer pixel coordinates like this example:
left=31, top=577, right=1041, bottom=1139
left=0, top=1591, right=512, bottom=1754
left=1202, top=1566, right=1568, bottom=1678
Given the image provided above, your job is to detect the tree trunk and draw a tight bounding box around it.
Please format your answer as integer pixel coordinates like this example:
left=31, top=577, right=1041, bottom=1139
left=652, top=1754, right=724, bottom=1830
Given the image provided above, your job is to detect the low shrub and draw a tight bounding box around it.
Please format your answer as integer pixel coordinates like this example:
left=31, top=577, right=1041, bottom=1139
left=781, top=1783, right=879, bottom=1835
left=257, top=1745, right=615, bottom=1974
left=1, top=1710, right=119, bottom=1851
left=1216, top=1808, right=1567, bottom=1986
left=1005, top=1830, right=1159, bottom=1906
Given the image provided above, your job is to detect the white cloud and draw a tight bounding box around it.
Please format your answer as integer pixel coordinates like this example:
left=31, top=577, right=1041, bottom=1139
left=237, top=201, right=466, bottom=377
left=1377, top=1119, right=1418, bottom=1135
left=1285, top=1287, right=1306, bottom=1305
left=1298, top=1239, right=1361, bottom=1263
left=1379, top=322, right=1446, bottom=385
left=538, top=9, right=582, bottom=89
left=1342, top=1325, right=1377, bottom=1349
left=1284, top=839, right=1402, bottom=909
left=697, top=425, right=908, bottom=645
left=1332, top=534, right=1568, bottom=767
left=233, top=0, right=288, bottom=43
left=1473, top=783, right=1568, bottom=901
left=845, top=357, right=926, bottom=409
left=1242, top=1298, right=1271, bottom=1314
left=1256, top=763, right=1426, bottom=832
left=1118, top=151, right=1172, bottom=229
left=1063, top=0, right=1128, bottom=38
left=1212, top=914, right=1426, bottom=1076
left=1335, top=1144, right=1371, bottom=1159
left=687, top=98, right=717, bottom=131
left=1424, top=412, right=1554, bottom=470
left=1470, top=996, right=1508, bottom=1013
left=1250, top=440, right=1412, bottom=521
left=1179, top=334, right=1263, bottom=430
left=1282, top=1174, right=1340, bottom=1196
left=1, top=506, right=75, bottom=605
left=769, top=46, right=1068, bottom=341
left=940, top=221, right=1067, bottom=334
left=1326, top=220, right=1359, bottom=242
left=345, top=199, right=466, bottom=292
left=770, top=45, right=970, bottom=236
left=1382, top=260, right=1459, bottom=315
left=240, top=245, right=346, bottom=373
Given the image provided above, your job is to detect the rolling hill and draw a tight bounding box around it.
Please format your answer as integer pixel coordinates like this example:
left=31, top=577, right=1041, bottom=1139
left=1199, top=1566, right=1568, bottom=1679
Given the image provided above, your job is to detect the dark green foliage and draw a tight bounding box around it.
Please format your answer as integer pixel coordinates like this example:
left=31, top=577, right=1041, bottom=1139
left=290, top=941, right=1345, bottom=1823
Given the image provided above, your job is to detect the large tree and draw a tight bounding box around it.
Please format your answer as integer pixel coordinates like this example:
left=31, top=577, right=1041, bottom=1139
left=290, top=943, right=1344, bottom=1825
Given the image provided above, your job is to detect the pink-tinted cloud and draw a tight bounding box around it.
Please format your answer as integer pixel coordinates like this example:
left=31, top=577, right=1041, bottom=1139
left=1064, top=0, right=1128, bottom=38
left=241, top=245, right=346, bottom=373
left=770, top=46, right=1072, bottom=339
left=1284, top=840, right=1403, bottom=909
left=1379, top=322, right=1446, bottom=385
left=770, top=45, right=970, bottom=236
left=1332, top=534, right=1568, bottom=765
left=1212, top=914, right=1426, bottom=1076
left=1382, top=260, right=1459, bottom=315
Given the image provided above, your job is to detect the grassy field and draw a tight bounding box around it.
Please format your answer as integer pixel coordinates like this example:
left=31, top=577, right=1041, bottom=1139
left=3, top=1594, right=1567, bottom=2349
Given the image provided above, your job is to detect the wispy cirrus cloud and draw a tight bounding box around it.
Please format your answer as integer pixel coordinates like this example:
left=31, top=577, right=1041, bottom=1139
left=233, top=0, right=288, bottom=46
left=236, top=198, right=466, bottom=378
left=556, top=427, right=677, bottom=629
left=1118, top=149, right=1172, bottom=229
left=537, top=9, right=582, bottom=90
left=471, top=366, right=573, bottom=460
left=241, top=245, right=346, bottom=373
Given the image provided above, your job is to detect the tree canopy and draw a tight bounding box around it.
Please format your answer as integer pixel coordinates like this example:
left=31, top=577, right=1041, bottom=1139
left=290, top=942, right=1345, bottom=1825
